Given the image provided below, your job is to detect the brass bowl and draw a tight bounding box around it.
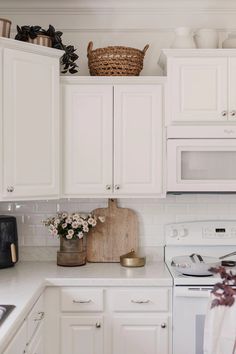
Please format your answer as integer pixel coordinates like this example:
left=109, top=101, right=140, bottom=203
left=120, top=249, right=146, bottom=267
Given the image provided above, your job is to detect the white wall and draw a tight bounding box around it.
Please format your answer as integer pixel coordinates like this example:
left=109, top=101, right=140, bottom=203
left=1, top=0, right=236, bottom=75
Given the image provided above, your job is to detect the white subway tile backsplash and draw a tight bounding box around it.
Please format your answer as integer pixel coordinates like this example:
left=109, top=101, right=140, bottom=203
left=0, top=203, right=13, bottom=212
left=2, top=194, right=236, bottom=260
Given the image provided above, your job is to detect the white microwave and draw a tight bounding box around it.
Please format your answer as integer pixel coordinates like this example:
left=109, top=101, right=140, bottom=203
left=167, top=127, right=236, bottom=192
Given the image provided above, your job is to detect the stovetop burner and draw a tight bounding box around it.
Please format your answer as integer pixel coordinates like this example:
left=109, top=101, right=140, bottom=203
left=0, top=305, right=15, bottom=325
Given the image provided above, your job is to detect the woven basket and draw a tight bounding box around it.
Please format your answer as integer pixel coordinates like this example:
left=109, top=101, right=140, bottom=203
left=87, top=41, right=149, bottom=76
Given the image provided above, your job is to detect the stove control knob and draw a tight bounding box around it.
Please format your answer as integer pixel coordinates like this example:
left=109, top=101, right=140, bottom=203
left=170, top=228, right=178, bottom=238
left=179, top=228, right=188, bottom=237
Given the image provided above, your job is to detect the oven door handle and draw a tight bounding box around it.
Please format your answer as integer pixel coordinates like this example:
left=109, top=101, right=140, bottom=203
left=174, top=287, right=212, bottom=298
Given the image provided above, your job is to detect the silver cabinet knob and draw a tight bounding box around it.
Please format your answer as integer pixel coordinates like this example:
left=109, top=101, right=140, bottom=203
left=230, top=110, right=236, bottom=118
left=161, top=323, right=167, bottom=328
left=221, top=110, right=227, bottom=118
left=33, top=311, right=45, bottom=321
left=114, top=184, right=120, bottom=190
left=7, top=186, right=14, bottom=192
left=95, top=322, right=101, bottom=328
left=105, top=185, right=111, bottom=190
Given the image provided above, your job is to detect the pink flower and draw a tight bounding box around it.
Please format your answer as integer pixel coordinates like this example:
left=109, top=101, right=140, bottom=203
left=68, top=229, right=74, bottom=236
left=77, top=231, right=84, bottom=239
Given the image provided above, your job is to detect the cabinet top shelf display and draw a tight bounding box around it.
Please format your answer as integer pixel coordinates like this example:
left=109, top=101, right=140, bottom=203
left=61, top=76, right=167, bottom=85
left=159, top=48, right=236, bottom=74
left=162, top=48, right=236, bottom=57
left=0, top=37, right=63, bottom=58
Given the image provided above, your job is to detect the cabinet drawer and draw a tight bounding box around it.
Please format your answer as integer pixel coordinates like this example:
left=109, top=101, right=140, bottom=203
left=27, top=294, right=44, bottom=342
left=110, top=289, right=169, bottom=312
left=61, top=288, right=104, bottom=312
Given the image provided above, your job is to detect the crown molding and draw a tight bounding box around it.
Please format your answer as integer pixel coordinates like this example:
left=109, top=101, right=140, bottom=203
left=2, top=0, right=236, bottom=14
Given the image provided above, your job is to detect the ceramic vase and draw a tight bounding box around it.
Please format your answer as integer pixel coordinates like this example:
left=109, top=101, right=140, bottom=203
left=171, top=27, right=196, bottom=49
left=194, top=29, right=218, bottom=48
left=27, top=35, right=52, bottom=48
left=222, top=32, right=236, bottom=48
left=0, top=18, right=11, bottom=38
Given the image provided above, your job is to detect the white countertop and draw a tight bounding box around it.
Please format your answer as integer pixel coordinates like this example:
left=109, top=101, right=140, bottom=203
left=0, top=261, right=172, bottom=352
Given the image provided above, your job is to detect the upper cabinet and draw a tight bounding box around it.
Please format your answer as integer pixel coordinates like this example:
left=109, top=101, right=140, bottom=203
left=62, top=78, right=165, bottom=198
left=62, top=84, right=113, bottom=196
left=162, top=49, right=236, bottom=125
left=0, top=38, right=62, bottom=200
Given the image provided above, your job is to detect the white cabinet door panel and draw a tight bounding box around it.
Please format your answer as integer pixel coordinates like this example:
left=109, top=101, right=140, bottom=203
left=61, top=316, right=103, bottom=354
left=3, top=320, right=27, bottom=354
left=169, top=57, right=227, bottom=122
left=63, top=85, right=113, bottom=196
left=113, top=315, right=169, bottom=354
left=3, top=48, right=59, bottom=199
left=28, top=322, right=45, bottom=354
left=228, top=57, right=236, bottom=120
left=114, top=85, right=163, bottom=196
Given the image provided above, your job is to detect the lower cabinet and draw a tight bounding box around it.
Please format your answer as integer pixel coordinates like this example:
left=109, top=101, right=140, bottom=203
left=113, top=315, right=169, bottom=354
left=3, top=320, right=27, bottom=354
left=44, top=286, right=172, bottom=354
left=61, top=316, right=104, bottom=354
left=3, top=294, right=45, bottom=354
left=27, top=322, right=45, bottom=354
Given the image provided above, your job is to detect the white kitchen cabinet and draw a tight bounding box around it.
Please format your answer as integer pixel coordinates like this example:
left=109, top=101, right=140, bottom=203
left=110, top=288, right=170, bottom=354
left=3, top=293, right=45, bottom=354
left=163, top=49, right=236, bottom=124
left=61, top=316, right=104, bottom=354
left=0, top=38, right=61, bottom=200
left=27, top=292, right=45, bottom=342
left=44, top=285, right=172, bottom=354
left=114, top=85, right=163, bottom=195
left=3, top=320, right=27, bottom=354
left=27, top=322, right=45, bottom=354
left=62, top=81, right=164, bottom=197
left=63, top=85, right=113, bottom=196
left=113, top=315, right=169, bottom=354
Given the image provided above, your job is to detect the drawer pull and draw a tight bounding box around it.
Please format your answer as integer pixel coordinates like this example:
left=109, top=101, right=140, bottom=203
left=95, top=322, right=101, bottom=328
left=73, top=299, right=92, bottom=304
left=161, top=323, right=167, bottom=329
left=33, top=311, right=44, bottom=321
left=131, top=299, right=150, bottom=304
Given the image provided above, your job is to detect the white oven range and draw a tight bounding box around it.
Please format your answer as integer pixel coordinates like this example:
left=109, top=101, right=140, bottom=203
left=165, top=220, right=236, bottom=354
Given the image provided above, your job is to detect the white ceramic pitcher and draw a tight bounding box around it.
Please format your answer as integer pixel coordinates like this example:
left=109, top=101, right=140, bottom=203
left=171, top=27, right=196, bottom=48
left=194, top=28, right=218, bottom=48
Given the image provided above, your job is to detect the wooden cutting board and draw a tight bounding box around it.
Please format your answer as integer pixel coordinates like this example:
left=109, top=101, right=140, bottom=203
left=87, top=199, right=139, bottom=262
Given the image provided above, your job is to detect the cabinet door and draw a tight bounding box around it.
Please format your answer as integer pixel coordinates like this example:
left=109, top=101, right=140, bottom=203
left=63, top=85, right=113, bottom=196
left=3, top=320, right=27, bottom=354
left=28, top=322, right=44, bottom=354
left=61, top=316, right=103, bottom=354
left=114, top=85, right=163, bottom=196
left=228, top=57, right=236, bottom=121
left=113, top=315, right=169, bottom=354
left=169, top=57, right=227, bottom=123
left=3, top=48, right=59, bottom=200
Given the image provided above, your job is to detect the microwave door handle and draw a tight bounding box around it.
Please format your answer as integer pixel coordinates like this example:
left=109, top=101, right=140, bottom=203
left=10, top=243, right=17, bottom=263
